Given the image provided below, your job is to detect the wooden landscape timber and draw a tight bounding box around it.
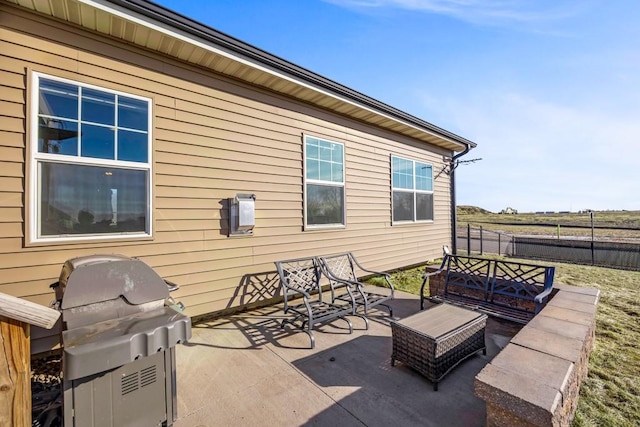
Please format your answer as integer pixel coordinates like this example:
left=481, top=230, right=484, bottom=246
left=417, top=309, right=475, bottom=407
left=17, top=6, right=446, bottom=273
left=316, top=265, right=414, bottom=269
left=0, top=293, right=60, bottom=426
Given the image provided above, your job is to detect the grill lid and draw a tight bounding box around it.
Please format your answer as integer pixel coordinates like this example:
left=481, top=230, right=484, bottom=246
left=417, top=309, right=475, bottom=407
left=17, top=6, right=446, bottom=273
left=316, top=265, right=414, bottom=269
left=55, top=254, right=192, bottom=381
left=59, top=256, right=169, bottom=310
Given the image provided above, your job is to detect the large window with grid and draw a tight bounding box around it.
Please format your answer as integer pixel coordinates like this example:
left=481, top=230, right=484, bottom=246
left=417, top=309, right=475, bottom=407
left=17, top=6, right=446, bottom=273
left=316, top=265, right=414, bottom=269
left=304, top=135, right=345, bottom=228
left=30, top=73, right=152, bottom=243
left=391, top=155, right=434, bottom=223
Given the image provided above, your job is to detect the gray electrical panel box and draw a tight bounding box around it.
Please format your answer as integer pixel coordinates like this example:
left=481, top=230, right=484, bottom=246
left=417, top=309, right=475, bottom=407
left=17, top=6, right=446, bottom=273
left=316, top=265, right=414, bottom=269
left=229, top=193, right=256, bottom=236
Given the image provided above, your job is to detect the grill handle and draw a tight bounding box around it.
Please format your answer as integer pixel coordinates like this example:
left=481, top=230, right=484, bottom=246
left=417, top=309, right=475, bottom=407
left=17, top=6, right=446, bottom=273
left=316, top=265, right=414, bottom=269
left=165, top=280, right=180, bottom=292
left=164, top=280, right=185, bottom=312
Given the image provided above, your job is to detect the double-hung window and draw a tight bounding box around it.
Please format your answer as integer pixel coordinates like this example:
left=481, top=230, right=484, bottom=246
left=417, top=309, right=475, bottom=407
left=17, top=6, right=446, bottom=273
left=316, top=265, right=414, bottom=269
left=304, top=135, right=345, bottom=228
left=30, top=73, right=152, bottom=243
left=391, top=155, right=434, bottom=222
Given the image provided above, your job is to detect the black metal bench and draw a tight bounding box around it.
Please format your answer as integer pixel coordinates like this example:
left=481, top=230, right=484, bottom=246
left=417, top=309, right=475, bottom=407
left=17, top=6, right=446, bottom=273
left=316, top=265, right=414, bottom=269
left=275, top=256, right=356, bottom=349
left=420, top=255, right=555, bottom=324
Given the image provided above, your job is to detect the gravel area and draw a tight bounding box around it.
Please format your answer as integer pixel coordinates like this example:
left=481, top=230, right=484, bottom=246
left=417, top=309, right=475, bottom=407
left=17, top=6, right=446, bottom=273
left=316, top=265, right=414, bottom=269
left=31, top=352, right=62, bottom=427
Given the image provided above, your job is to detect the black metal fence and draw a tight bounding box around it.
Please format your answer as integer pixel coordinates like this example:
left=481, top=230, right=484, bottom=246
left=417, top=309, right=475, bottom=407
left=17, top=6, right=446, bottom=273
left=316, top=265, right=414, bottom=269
left=456, top=225, right=515, bottom=256
left=457, top=224, right=640, bottom=271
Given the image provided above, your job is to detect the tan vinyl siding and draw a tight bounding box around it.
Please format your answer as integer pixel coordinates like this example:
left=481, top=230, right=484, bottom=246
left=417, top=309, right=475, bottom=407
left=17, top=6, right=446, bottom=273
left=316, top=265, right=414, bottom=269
left=0, top=4, right=453, bottom=350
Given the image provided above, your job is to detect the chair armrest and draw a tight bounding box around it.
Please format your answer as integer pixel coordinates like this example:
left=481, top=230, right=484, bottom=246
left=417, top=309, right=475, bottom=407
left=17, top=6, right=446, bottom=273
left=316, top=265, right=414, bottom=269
left=280, top=281, right=312, bottom=299
left=359, top=269, right=394, bottom=290
left=348, top=254, right=394, bottom=290
left=359, top=267, right=390, bottom=279
left=324, top=273, right=361, bottom=289
left=350, top=257, right=387, bottom=278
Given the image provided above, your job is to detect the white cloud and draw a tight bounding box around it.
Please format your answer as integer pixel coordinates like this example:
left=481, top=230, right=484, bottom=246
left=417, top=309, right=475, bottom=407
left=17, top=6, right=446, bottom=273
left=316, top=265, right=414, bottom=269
left=323, top=0, right=588, bottom=28
left=320, top=0, right=636, bottom=213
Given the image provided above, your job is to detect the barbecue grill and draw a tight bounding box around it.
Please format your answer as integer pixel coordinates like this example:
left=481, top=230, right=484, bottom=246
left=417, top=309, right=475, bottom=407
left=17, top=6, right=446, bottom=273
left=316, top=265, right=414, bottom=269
left=51, top=254, right=191, bottom=427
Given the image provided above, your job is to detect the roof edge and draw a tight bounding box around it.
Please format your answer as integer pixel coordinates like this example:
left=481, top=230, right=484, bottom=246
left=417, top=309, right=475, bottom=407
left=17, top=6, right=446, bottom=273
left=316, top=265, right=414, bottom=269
left=106, top=0, right=476, bottom=150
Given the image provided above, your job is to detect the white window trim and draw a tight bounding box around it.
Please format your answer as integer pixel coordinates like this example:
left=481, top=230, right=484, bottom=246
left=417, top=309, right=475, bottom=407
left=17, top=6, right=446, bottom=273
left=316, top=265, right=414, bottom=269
left=303, top=134, right=346, bottom=230
left=28, top=72, right=153, bottom=244
left=391, top=155, right=434, bottom=224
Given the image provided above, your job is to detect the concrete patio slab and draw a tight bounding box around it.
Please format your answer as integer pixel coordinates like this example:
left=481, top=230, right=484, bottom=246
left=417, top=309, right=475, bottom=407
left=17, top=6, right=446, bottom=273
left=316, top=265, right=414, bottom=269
left=173, top=291, right=522, bottom=427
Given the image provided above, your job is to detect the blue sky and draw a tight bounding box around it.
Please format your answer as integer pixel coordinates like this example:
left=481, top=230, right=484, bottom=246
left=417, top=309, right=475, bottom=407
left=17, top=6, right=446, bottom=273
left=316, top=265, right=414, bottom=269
left=155, top=0, right=640, bottom=213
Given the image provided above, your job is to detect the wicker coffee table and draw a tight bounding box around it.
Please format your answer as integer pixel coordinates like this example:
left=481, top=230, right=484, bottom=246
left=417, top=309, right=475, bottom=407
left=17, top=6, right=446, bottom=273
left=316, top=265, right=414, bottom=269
left=391, top=303, right=487, bottom=390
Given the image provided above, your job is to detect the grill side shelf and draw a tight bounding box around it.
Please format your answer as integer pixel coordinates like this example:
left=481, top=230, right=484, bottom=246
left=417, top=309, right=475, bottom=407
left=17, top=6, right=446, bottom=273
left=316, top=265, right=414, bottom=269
left=62, top=307, right=191, bottom=380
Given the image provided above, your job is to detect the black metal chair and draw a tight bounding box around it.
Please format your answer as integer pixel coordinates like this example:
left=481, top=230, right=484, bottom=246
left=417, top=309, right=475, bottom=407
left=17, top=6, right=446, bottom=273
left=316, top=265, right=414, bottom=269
left=275, top=256, right=355, bottom=349
left=319, top=252, right=394, bottom=328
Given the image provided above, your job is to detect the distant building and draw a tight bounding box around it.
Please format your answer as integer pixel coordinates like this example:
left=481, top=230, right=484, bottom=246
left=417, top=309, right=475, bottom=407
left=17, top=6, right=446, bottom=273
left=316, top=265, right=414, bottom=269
left=500, top=207, right=518, bottom=214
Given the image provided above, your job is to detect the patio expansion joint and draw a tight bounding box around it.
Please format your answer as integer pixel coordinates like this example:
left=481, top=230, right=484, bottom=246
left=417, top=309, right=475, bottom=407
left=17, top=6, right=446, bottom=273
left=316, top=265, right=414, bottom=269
left=263, top=344, right=368, bottom=426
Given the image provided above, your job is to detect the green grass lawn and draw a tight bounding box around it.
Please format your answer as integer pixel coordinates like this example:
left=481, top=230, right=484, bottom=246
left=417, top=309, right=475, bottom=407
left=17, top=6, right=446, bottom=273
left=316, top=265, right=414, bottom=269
left=379, top=258, right=640, bottom=427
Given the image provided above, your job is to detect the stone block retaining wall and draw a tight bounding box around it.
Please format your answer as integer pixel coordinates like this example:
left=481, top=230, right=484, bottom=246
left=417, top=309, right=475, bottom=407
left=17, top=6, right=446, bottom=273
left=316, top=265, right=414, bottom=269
left=424, top=268, right=599, bottom=427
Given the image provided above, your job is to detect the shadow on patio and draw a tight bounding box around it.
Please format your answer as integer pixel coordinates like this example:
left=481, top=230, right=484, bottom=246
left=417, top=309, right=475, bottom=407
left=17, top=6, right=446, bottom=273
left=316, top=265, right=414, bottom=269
left=173, top=292, right=521, bottom=427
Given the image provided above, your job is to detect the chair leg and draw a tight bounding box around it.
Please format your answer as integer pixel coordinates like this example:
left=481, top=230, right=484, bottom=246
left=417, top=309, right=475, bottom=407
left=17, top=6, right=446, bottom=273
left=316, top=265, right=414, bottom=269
left=282, top=317, right=316, bottom=349
left=303, top=329, right=315, bottom=349
left=353, top=313, right=369, bottom=330
left=342, top=316, right=354, bottom=334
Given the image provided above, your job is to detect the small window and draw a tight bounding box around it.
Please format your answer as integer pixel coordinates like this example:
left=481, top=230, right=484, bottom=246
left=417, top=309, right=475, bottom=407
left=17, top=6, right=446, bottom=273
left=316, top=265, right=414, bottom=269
left=30, top=73, right=152, bottom=243
left=304, top=135, right=345, bottom=228
left=391, top=156, right=433, bottom=223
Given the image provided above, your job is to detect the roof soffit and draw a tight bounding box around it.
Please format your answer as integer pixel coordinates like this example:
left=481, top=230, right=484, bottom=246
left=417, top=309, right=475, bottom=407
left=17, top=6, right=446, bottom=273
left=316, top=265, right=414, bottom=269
left=5, top=0, right=474, bottom=152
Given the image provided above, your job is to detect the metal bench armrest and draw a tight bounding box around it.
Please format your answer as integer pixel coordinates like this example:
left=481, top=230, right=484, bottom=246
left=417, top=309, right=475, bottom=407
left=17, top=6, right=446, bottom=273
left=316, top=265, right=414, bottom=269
left=422, top=255, right=449, bottom=279
left=422, top=265, right=447, bottom=280
left=533, top=286, right=554, bottom=304
left=420, top=256, right=449, bottom=309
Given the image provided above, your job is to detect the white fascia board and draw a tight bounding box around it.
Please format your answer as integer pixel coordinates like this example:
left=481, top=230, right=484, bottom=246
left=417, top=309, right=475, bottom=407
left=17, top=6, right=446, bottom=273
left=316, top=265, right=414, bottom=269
left=79, top=0, right=466, bottom=150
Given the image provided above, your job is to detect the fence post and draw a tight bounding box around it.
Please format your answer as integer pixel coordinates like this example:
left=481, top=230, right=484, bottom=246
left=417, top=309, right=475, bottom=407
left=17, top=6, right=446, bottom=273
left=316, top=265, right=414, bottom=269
left=590, top=212, right=595, bottom=265
left=467, top=224, right=471, bottom=255
left=480, top=226, right=483, bottom=255
left=498, top=233, right=501, bottom=256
